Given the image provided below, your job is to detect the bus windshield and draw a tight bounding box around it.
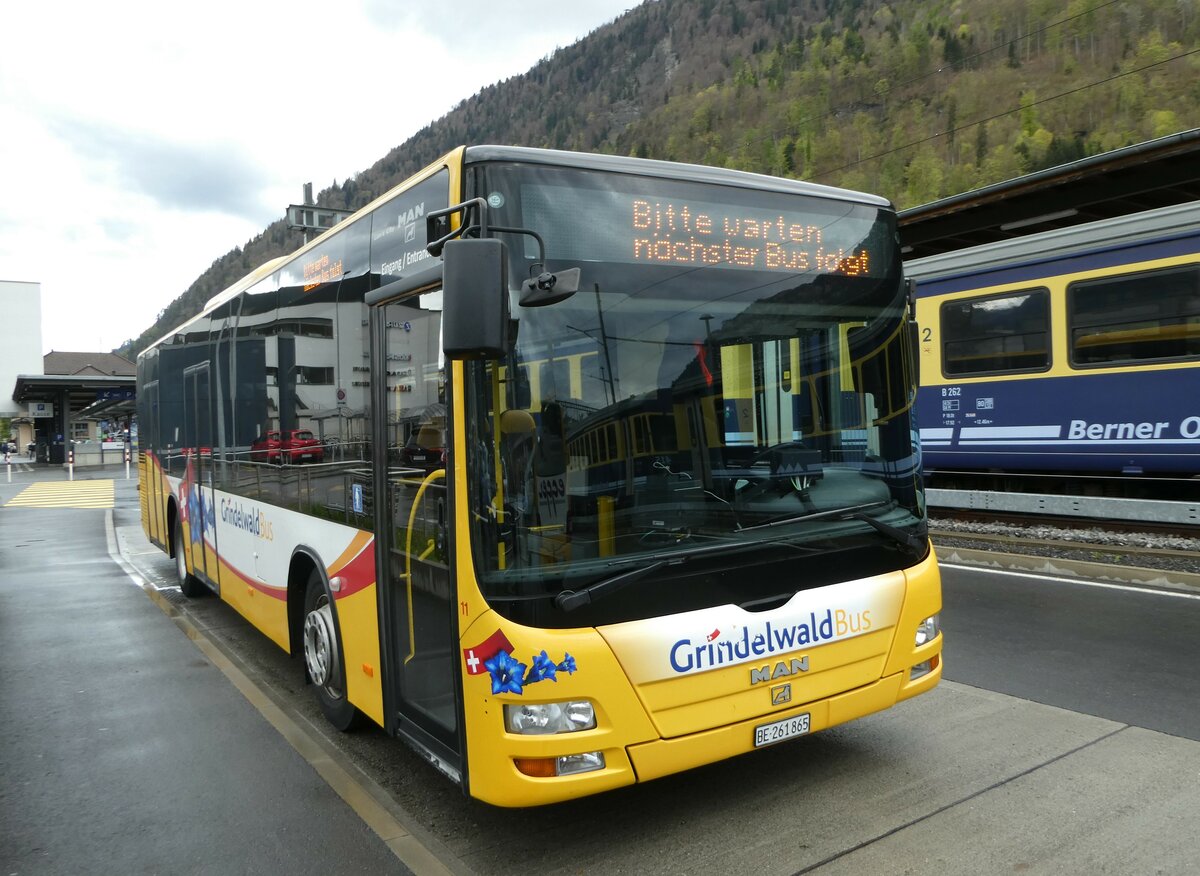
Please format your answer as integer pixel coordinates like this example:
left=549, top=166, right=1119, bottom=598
left=464, top=162, right=923, bottom=626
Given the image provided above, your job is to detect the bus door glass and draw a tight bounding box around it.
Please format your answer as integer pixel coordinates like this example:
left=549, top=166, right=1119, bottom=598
left=142, top=378, right=166, bottom=546
left=375, top=296, right=458, bottom=756
left=182, top=361, right=217, bottom=587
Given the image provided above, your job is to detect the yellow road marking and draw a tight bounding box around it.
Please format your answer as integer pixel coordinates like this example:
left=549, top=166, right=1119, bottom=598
left=5, top=480, right=115, bottom=509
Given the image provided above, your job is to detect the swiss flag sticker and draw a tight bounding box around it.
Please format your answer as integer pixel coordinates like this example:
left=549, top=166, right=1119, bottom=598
left=462, top=629, right=515, bottom=675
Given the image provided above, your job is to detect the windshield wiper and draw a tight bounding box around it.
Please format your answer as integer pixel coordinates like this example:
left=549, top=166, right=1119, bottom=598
left=736, top=500, right=892, bottom=532
left=552, top=531, right=820, bottom=613
left=847, top=511, right=928, bottom=551
left=554, top=561, right=666, bottom=612
left=737, top=500, right=927, bottom=551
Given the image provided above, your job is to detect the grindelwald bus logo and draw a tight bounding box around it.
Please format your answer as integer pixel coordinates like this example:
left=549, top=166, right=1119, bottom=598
left=220, top=498, right=274, bottom=541
left=668, top=608, right=873, bottom=675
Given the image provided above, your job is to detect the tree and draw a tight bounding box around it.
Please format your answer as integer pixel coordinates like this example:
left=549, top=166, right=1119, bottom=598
left=120, top=0, right=1200, bottom=355
left=903, top=145, right=945, bottom=208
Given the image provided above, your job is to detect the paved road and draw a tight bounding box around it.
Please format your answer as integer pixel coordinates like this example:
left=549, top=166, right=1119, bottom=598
left=940, top=560, right=1200, bottom=740
left=0, top=467, right=413, bottom=875
left=5, top=464, right=1200, bottom=875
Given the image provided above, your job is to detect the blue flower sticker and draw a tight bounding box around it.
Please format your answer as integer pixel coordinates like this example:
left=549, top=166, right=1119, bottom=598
left=525, top=650, right=558, bottom=685
left=188, top=487, right=203, bottom=544
left=480, top=647, right=578, bottom=696
left=485, top=650, right=527, bottom=695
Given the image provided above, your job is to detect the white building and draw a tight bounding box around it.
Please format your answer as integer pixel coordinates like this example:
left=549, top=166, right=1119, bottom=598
left=0, top=280, right=43, bottom=444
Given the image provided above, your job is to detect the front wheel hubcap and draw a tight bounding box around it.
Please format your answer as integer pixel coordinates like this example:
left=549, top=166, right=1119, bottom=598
left=303, top=601, right=340, bottom=689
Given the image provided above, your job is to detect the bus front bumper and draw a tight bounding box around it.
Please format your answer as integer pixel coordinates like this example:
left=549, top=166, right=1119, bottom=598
left=627, top=661, right=940, bottom=782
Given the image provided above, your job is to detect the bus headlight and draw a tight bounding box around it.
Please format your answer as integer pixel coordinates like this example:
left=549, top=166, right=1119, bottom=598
left=914, top=614, right=940, bottom=647
left=504, top=701, right=596, bottom=735
left=555, top=751, right=605, bottom=776
left=910, top=615, right=941, bottom=680
left=515, top=751, right=606, bottom=777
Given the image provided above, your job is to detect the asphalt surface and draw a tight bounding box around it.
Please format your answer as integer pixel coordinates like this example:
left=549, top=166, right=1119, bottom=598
left=0, top=464, right=413, bottom=875
left=4, top=461, right=1199, bottom=875
left=940, top=561, right=1200, bottom=741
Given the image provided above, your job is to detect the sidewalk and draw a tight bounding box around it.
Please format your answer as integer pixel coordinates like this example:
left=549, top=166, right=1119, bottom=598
left=0, top=476, right=409, bottom=874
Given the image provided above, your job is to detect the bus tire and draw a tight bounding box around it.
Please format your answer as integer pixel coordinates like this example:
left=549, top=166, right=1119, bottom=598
left=174, top=524, right=207, bottom=598
left=303, top=571, right=363, bottom=732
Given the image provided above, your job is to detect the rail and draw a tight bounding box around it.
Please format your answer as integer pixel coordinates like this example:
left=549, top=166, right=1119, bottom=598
left=926, top=488, right=1200, bottom=526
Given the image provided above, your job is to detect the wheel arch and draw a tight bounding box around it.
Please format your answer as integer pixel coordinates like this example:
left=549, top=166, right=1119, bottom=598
left=290, top=544, right=365, bottom=732
left=287, top=545, right=327, bottom=657
left=166, top=496, right=180, bottom=560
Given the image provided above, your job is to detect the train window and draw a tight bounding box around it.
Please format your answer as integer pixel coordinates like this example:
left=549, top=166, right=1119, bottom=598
left=939, top=289, right=1050, bottom=376
left=1068, top=264, right=1200, bottom=366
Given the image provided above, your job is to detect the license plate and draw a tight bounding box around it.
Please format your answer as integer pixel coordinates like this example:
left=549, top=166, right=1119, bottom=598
left=754, top=713, right=811, bottom=748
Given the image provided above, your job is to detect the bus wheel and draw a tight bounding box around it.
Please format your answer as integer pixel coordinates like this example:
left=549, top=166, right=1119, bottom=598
left=303, top=571, right=363, bottom=731
left=174, top=525, right=206, bottom=598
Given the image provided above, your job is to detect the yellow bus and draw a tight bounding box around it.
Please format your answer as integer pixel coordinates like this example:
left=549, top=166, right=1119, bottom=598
left=138, top=146, right=942, bottom=807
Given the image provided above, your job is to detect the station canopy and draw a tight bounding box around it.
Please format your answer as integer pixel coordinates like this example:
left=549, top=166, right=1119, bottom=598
left=899, top=127, right=1200, bottom=260
left=11, top=351, right=136, bottom=426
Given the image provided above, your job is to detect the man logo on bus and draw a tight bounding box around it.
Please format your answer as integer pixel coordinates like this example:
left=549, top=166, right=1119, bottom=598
left=751, top=656, right=809, bottom=685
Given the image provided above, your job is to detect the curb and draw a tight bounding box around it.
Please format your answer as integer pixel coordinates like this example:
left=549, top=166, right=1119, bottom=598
left=105, top=511, right=469, bottom=876
left=932, top=543, right=1200, bottom=594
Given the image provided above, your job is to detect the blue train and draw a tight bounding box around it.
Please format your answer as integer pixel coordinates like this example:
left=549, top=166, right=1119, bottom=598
left=906, top=201, right=1200, bottom=476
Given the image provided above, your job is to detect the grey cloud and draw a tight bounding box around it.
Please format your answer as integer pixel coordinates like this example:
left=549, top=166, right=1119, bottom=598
left=50, top=116, right=274, bottom=222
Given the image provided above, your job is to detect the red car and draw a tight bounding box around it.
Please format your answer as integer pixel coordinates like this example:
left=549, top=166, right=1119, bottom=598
left=250, top=429, right=324, bottom=464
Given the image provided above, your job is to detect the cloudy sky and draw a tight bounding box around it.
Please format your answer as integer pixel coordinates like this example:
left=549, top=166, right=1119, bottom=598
left=0, top=0, right=636, bottom=356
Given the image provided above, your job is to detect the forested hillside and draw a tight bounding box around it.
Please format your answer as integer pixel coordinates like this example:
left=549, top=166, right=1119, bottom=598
left=118, top=0, right=1199, bottom=357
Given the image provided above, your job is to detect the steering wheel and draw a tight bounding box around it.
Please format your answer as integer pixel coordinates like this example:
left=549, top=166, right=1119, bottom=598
left=735, top=442, right=818, bottom=499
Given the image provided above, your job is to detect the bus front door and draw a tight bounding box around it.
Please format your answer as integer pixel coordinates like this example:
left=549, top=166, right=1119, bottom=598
left=373, top=299, right=461, bottom=777
left=182, top=362, right=219, bottom=591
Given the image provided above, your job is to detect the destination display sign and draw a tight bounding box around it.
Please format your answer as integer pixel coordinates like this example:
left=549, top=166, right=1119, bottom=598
left=516, top=179, right=888, bottom=278
left=629, top=197, right=873, bottom=275
left=302, top=252, right=344, bottom=291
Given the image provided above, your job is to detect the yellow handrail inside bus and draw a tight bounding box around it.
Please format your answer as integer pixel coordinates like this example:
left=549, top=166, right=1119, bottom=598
left=404, top=468, right=446, bottom=665
left=492, top=365, right=505, bottom=570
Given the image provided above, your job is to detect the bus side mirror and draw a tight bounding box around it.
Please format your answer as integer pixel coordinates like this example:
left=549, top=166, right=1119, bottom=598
left=442, top=237, right=511, bottom=359
left=904, top=277, right=920, bottom=383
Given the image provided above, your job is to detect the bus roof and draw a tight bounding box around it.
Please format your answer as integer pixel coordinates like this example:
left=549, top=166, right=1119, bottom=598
left=463, top=145, right=893, bottom=209
left=137, top=148, right=467, bottom=358
left=139, top=145, right=894, bottom=358
left=141, top=254, right=289, bottom=355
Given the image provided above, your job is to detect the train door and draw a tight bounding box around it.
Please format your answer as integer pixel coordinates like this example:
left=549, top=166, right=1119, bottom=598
left=182, top=361, right=219, bottom=590
left=372, top=296, right=461, bottom=777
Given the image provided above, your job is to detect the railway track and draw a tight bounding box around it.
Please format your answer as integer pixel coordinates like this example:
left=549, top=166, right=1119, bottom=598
left=924, top=469, right=1200, bottom=502
left=928, top=508, right=1200, bottom=578
left=931, top=507, right=1199, bottom=539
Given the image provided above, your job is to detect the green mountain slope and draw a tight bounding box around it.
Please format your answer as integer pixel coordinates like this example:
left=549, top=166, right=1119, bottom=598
left=118, top=0, right=1199, bottom=357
